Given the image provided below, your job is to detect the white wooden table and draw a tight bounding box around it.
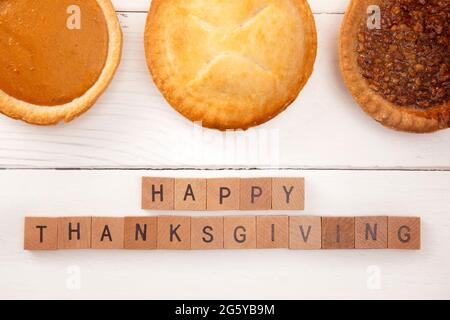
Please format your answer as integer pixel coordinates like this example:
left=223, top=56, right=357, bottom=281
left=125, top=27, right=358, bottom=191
left=0, top=0, right=449, bottom=300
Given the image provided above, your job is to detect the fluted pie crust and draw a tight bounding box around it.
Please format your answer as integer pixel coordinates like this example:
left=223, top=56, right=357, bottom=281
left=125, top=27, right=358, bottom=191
left=0, top=0, right=122, bottom=125
left=145, top=0, right=317, bottom=130
left=340, top=0, right=450, bottom=133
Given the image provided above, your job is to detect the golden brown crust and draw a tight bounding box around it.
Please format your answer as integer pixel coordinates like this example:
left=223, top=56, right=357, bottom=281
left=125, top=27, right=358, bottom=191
left=145, top=0, right=317, bottom=130
left=340, top=0, right=450, bottom=133
left=0, top=0, right=123, bottom=125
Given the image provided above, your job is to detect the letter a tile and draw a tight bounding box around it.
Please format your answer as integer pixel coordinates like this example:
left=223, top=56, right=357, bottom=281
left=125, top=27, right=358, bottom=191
left=91, top=217, right=124, bottom=249
left=175, top=179, right=207, bottom=211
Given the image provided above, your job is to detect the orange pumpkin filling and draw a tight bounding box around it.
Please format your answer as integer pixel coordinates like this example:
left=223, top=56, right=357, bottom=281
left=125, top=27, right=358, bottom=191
left=0, top=0, right=109, bottom=106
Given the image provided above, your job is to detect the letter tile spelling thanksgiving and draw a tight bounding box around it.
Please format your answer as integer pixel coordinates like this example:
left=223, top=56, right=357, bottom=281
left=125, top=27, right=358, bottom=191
left=24, top=215, right=421, bottom=251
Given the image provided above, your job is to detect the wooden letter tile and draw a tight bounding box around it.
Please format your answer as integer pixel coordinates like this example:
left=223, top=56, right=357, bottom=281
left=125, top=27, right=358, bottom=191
left=322, top=217, right=355, bottom=249
left=191, top=217, right=224, bottom=250
left=157, top=216, right=191, bottom=250
left=124, top=217, right=157, bottom=250
left=289, top=216, right=322, bottom=250
left=272, top=178, right=305, bottom=210
left=388, top=217, right=421, bottom=250
left=224, top=216, right=256, bottom=249
left=240, top=178, right=272, bottom=210
left=58, top=217, right=92, bottom=249
left=24, top=217, right=58, bottom=251
left=142, top=177, right=174, bottom=210
left=256, top=216, right=289, bottom=249
left=91, top=217, right=124, bottom=249
left=175, top=179, right=207, bottom=211
left=355, top=216, right=387, bottom=249
left=207, top=178, right=240, bottom=211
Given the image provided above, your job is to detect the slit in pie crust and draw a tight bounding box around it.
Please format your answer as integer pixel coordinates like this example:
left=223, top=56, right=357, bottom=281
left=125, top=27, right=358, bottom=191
left=145, top=0, right=317, bottom=130
left=340, top=0, right=450, bottom=133
left=0, top=0, right=123, bottom=125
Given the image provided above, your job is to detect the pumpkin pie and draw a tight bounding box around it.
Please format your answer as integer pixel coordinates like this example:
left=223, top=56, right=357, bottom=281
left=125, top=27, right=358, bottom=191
left=145, top=0, right=317, bottom=130
left=0, top=0, right=122, bottom=125
left=340, top=0, right=450, bottom=133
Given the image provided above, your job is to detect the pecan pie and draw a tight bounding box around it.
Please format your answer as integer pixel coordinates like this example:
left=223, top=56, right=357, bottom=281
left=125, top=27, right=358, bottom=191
left=340, top=0, right=450, bottom=133
left=145, top=0, right=317, bottom=130
left=0, top=0, right=122, bottom=125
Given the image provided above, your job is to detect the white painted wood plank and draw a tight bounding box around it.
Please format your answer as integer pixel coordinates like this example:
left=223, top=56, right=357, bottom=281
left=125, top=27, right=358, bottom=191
left=1, top=12, right=449, bottom=169
left=0, top=169, right=449, bottom=299
left=111, top=0, right=349, bottom=14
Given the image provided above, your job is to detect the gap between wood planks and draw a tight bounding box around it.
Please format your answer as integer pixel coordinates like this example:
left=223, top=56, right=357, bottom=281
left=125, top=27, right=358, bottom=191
left=115, top=11, right=345, bottom=15
left=0, top=167, right=450, bottom=171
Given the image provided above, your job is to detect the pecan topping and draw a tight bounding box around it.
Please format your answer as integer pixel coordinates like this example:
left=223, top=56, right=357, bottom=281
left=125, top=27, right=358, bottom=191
left=357, top=0, right=449, bottom=109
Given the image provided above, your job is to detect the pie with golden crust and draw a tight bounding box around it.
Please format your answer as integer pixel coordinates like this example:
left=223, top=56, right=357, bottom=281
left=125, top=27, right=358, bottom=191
left=0, top=0, right=122, bottom=125
left=340, top=0, right=450, bottom=133
left=145, top=0, right=317, bottom=130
